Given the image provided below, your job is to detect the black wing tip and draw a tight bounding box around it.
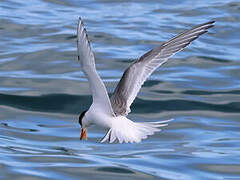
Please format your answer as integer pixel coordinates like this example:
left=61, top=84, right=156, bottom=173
left=78, top=17, right=82, bottom=26
left=207, top=21, right=215, bottom=28
left=202, top=20, right=215, bottom=28
left=79, top=17, right=83, bottom=22
left=78, top=17, right=84, bottom=27
left=207, top=20, right=215, bottom=24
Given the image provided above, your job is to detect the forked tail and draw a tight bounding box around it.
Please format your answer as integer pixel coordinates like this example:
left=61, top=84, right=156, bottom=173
left=100, top=118, right=173, bottom=143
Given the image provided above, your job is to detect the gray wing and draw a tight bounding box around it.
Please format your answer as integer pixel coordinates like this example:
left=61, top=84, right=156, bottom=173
left=111, top=21, right=215, bottom=116
left=77, top=18, right=115, bottom=116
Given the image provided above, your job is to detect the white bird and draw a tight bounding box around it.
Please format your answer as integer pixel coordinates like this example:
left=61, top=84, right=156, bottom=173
left=77, top=17, right=215, bottom=143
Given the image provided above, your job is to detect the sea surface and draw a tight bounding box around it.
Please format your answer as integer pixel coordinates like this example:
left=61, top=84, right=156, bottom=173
left=0, top=0, right=240, bottom=179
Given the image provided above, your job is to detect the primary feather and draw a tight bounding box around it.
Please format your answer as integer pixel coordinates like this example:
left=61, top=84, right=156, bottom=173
left=77, top=18, right=115, bottom=116
left=110, top=21, right=215, bottom=116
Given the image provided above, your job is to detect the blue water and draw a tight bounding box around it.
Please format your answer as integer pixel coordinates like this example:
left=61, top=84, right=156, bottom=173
left=0, top=0, right=240, bottom=179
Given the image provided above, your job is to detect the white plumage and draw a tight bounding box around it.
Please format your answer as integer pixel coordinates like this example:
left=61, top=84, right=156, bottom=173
left=77, top=17, right=215, bottom=143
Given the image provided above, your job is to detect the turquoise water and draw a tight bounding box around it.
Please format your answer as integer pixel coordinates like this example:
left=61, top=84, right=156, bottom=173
left=0, top=0, right=240, bottom=179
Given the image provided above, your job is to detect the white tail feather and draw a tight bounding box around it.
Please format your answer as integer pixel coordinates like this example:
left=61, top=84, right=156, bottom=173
left=100, top=117, right=173, bottom=143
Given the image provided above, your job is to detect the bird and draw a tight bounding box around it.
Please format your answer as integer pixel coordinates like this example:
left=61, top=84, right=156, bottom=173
left=77, top=17, right=215, bottom=143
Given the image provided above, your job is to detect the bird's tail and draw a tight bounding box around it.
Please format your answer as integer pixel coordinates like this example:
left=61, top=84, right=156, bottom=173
left=100, top=117, right=173, bottom=143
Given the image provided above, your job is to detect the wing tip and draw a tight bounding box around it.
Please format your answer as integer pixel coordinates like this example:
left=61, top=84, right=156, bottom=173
left=201, top=20, right=215, bottom=29
left=209, top=20, right=215, bottom=24
left=78, top=17, right=85, bottom=31
left=205, top=20, right=215, bottom=24
left=78, top=17, right=83, bottom=25
left=201, top=20, right=215, bottom=34
left=202, top=20, right=215, bottom=25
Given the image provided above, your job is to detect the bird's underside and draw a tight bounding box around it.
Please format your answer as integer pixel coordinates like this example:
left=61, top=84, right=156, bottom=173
left=77, top=18, right=215, bottom=143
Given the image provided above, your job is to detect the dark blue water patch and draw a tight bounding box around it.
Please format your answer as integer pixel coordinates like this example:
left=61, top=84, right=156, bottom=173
left=198, top=56, right=231, bottom=63
left=96, top=166, right=135, bottom=174
left=0, top=93, right=91, bottom=114
left=151, top=90, right=174, bottom=94
left=133, top=98, right=240, bottom=114
left=0, top=93, right=239, bottom=114
left=142, top=80, right=164, bottom=87
left=66, top=35, right=76, bottom=40
left=182, top=90, right=240, bottom=95
left=1, top=122, right=38, bottom=132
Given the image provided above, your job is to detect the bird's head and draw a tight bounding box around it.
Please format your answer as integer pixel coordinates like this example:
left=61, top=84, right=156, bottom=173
left=78, top=110, right=88, bottom=140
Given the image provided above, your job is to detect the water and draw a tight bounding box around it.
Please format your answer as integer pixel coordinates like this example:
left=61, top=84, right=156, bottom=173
left=0, top=0, right=240, bottom=179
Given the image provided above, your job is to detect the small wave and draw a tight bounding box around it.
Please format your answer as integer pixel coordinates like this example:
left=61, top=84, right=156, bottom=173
left=0, top=93, right=239, bottom=114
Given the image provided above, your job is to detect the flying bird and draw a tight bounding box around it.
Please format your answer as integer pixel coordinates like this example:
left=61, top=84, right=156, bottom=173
left=77, top=18, right=214, bottom=143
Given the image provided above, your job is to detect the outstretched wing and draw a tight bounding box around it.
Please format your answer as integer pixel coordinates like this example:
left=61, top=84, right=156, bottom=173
left=77, top=18, right=115, bottom=116
left=111, top=21, right=215, bottom=116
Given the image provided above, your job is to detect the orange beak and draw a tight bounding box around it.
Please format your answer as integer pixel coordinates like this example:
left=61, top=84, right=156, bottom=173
left=80, top=128, right=87, bottom=140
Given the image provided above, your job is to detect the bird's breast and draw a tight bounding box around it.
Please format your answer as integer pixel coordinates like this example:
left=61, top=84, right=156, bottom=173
left=87, top=104, right=113, bottom=129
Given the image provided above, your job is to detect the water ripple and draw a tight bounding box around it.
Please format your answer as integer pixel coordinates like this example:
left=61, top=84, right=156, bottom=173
left=0, top=0, right=240, bottom=179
